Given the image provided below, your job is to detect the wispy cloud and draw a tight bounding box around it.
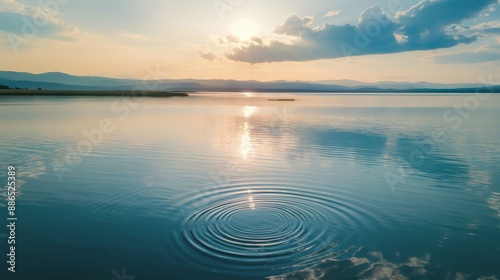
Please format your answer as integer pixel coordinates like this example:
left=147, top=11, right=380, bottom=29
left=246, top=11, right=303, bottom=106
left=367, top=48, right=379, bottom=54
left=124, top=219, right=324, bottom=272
left=434, top=51, right=500, bottom=63
left=120, top=32, right=147, bottom=40
left=219, top=35, right=241, bottom=44
left=433, top=44, right=500, bottom=64
left=450, top=21, right=500, bottom=36
left=216, top=34, right=264, bottom=47
left=0, top=0, right=79, bottom=42
left=0, top=0, right=24, bottom=13
left=250, top=36, right=263, bottom=45
left=224, top=0, right=498, bottom=63
left=200, top=52, right=217, bottom=61
left=325, top=10, right=341, bottom=17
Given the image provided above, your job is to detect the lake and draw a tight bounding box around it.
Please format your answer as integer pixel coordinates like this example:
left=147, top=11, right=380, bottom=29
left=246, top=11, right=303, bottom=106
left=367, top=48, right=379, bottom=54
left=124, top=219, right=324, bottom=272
left=0, top=93, right=499, bottom=280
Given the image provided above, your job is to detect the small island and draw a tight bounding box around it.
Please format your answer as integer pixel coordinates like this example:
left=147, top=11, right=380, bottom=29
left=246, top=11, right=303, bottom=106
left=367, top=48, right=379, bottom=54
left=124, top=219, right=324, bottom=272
left=268, top=98, right=296, bottom=102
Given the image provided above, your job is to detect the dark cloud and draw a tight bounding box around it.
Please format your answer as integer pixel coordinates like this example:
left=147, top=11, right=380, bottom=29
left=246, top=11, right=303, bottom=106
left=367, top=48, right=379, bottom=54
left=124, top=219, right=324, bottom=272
left=394, top=0, right=496, bottom=50
left=226, top=0, right=498, bottom=63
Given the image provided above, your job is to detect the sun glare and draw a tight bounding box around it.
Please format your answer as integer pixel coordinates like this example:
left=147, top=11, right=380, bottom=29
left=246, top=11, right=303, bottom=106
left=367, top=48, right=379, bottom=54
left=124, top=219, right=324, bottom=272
left=243, top=106, right=257, bottom=118
left=231, top=19, right=259, bottom=40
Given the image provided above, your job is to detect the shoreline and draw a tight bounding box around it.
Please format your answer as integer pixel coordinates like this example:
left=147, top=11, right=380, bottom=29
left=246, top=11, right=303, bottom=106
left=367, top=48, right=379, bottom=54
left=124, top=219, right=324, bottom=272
left=0, top=89, right=189, bottom=97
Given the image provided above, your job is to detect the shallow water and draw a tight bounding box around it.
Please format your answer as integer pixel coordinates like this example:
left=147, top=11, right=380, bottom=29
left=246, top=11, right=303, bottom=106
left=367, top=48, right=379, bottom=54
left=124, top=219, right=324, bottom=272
left=0, top=93, right=499, bottom=279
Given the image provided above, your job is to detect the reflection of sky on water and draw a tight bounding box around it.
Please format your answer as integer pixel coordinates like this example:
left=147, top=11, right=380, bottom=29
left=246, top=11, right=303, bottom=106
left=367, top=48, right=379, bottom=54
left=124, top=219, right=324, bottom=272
left=307, top=129, right=387, bottom=162
left=269, top=246, right=499, bottom=280
left=269, top=247, right=431, bottom=280
left=0, top=153, right=47, bottom=206
left=392, top=137, right=470, bottom=185
left=0, top=96, right=499, bottom=279
left=229, top=102, right=500, bottom=279
left=208, top=101, right=499, bottom=267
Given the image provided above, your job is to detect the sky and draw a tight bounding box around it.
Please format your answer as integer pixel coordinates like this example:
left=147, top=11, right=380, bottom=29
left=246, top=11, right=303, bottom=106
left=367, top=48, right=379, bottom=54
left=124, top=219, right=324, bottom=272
left=0, top=0, right=499, bottom=83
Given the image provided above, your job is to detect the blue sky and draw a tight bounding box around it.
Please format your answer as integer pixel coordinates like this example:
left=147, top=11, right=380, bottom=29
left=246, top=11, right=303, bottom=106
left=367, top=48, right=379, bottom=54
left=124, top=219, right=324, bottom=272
left=1, top=0, right=499, bottom=83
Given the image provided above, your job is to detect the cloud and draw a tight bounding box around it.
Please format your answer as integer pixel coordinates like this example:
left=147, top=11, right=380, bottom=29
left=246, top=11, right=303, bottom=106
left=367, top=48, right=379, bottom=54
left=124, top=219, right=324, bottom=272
left=444, top=21, right=500, bottom=45
left=394, top=0, right=497, bottom=50
left=225, top=35, right=240, bottom=44
left=433, top=44, right=500, bottom=64
left=274, top=15, right=314, bottom=36
left=217, top=35, right=242, bottom=45
left=434, top=51, right=500, bottom=63
left=0, top=0, right=24, bottom=13
left=120, top=32, right=147, bottom=40
left=226, top=7, right=398, bottom=63
left=250, top=36, right=263, bottom=45
left=200, top=52, right=217, bottom=61
left=325, top=10, right=341, bottom=17
left=465, top=21, right=500, bottom=35
left=225, top=0, right=498, bottom=63
left=0, top=0, right=78, bottom=41
left=217, top=34, right=264, bottom=46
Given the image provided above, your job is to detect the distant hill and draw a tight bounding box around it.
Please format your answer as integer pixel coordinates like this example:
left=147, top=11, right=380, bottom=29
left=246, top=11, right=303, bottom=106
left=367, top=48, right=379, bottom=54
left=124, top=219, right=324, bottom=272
left=315, top=79, right=479, bottom=90
left=0, top=71, right=498, bottom=93
left=0, top=71, right=133, bottom=87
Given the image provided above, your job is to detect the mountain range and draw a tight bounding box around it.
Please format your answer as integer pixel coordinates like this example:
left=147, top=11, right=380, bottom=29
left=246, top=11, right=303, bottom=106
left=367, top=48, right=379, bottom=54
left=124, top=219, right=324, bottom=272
left=0, top=71, right=498, bottom=93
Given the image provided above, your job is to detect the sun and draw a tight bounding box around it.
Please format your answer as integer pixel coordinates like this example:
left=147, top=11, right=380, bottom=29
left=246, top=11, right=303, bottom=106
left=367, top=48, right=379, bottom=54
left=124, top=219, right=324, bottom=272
left=231, top=19, right=259, bottom=41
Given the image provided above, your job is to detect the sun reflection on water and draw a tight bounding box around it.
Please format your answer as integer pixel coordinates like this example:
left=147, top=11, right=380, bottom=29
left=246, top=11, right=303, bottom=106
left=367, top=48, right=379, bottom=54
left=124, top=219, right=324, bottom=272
left=243, top=106, right=257, bottom=118
left=248, top=190, right=255, bottom=210
left=240, top=106, right=257, bottom=159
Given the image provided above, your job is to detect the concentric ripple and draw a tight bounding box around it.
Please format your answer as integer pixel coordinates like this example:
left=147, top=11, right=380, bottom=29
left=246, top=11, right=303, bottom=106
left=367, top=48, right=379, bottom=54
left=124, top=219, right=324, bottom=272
left=172, top=182, right=378, bottom=275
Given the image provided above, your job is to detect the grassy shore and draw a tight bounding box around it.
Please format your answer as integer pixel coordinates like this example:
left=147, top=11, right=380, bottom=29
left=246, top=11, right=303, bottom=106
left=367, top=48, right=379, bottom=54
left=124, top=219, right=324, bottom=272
left=0, top=89, right=189, bottom=97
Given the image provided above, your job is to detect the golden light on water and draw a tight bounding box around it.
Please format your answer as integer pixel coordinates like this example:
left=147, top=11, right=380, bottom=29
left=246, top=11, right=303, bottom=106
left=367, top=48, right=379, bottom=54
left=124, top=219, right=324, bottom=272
left=240, top=106, right=257, bottom=159
left=240, top=122, right=252, bottom=159
left=243, top=106, right=257, bottom=118
left=247, top=190, right=255, bottom=210
left=249, top=196, right=255, bottom=210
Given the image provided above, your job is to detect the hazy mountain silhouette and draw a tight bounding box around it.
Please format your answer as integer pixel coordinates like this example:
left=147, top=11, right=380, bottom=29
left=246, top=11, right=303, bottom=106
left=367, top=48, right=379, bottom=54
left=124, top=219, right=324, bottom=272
left=0, top=71, right=498, bottom=93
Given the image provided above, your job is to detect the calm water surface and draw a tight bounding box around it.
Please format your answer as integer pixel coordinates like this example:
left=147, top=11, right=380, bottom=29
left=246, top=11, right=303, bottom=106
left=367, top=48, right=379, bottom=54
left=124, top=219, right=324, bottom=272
left=0, top=93, right=499, bottom=279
